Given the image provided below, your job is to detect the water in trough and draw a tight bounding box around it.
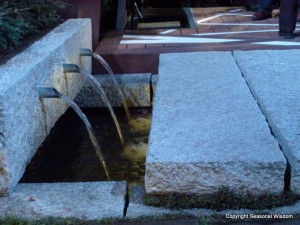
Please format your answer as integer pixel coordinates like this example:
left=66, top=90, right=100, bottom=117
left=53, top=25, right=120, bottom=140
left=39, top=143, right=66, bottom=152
left=20, top=107, right=151, bottom=186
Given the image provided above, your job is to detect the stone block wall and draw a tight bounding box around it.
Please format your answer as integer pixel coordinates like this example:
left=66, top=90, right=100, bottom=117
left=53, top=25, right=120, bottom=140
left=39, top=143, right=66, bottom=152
left=75, top=74, right=152, bottom=107
left=0, top=19, right=92, bottom=196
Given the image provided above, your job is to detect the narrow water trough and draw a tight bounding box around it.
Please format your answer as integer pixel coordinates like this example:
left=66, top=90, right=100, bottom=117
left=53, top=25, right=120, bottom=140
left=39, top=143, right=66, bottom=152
left=0, top=19, right=153, bottom=219
left=0, top=15, right=164, bottom=219
left=20, top=107, right=151, bottom=186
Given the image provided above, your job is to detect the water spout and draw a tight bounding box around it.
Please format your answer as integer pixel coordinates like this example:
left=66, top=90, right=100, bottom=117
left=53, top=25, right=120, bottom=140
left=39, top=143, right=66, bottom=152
left=63, top=64, right=81, bottom=73
left=79, top=48, right=132, bottom=121
left=37, top=87, right=111, bottom=180
left=37, top=87, right=62, bottom=98
left=79, top=48, right=93, bottom=57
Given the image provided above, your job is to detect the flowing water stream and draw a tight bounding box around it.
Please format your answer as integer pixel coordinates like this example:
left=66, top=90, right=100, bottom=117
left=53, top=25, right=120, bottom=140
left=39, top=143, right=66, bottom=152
left=37, top=87, right=111, bottom=181
left=92, top=52, right=131, bottom=121
left=80, top=70, right=125, bottom=147
left=58, top=95, right=111, bottom=180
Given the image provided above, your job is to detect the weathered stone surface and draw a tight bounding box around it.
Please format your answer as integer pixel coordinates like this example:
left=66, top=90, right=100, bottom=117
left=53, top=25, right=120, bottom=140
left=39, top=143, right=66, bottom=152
left=75, top=74, right=151, bottom=107
left=0, top=19, right=92, bottom=196
left=151, top=74, right=158, bottom=104
left=126, top=186, right=175, bottom=218
left=0, top=182, right=126, bottom=219
left=233, top=49, right=300, bottom=194
left=145, top=52, right=286, bottom=196
left=128, top=186, right=300, bottom=220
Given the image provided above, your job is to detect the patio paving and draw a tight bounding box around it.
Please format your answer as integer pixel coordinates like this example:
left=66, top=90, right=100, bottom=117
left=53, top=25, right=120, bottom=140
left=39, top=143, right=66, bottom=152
left=94, top=7, right=300, bottom=74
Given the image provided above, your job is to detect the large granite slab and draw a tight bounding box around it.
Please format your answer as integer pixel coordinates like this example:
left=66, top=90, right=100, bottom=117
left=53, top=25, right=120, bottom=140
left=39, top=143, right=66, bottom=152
left=145, top=52, right=286, bottom=196
left=0, top=19, right=92, bottom=196
left=0, top=182, right=127, bottom=219
left=233, top=49, right=300, bottom=194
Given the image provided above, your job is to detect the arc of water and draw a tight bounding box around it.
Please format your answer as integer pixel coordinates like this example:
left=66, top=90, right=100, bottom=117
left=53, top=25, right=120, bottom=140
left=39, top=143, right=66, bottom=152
left=79, top=48, right=132, bottom=121
left=37, top=87, right=111, bottom=180
left=63, top=64, right=125, bottom=147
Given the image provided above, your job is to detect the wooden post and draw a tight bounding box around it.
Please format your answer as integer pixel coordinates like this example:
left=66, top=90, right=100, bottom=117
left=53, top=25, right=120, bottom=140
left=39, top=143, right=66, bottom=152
left=116, top=0, right=127, bottom=29
left=58, top=0, right=101, bottom=49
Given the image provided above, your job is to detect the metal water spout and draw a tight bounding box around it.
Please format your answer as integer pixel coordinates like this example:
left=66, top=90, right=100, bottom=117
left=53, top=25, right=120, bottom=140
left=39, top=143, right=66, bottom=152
left=79, top=48, right=93, bottom=57
left=37, top=87, right=62, bottom=98
left=63, top=64, right=81, bottom=73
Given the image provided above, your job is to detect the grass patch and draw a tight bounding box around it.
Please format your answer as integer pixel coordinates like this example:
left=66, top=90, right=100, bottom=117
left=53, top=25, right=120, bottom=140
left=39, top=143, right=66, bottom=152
left=0, top=217, right=80, bottom=225
left=145, top=187, right=299, bottom=210
left=0, top=215, right=198, bottom=225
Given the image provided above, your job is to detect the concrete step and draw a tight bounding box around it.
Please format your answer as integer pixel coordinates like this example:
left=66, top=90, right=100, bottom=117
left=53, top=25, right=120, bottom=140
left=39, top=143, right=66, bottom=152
left=145, top=52, right=286, bottom=196
left=233, top=49, right=300, bottom=194
left=0, top=182, right=127, bottom=219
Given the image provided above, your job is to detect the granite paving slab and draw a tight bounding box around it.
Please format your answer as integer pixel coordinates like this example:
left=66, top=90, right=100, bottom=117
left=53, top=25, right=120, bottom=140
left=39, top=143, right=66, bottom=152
left=233, top=50, right=300, bottom=194
left=145, top=52, right=286, bottom=195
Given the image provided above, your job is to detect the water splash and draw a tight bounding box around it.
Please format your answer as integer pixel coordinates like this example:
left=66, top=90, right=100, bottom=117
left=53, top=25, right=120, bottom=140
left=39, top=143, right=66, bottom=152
left=122, top=141, right=148, bottom=163
left=59, top=94, right=111, bottom=180
left=128, top=116, right=152, bottom=135
left=92, top=52, right=131, bottom=121
left=80, top=70, right=125, bottom=147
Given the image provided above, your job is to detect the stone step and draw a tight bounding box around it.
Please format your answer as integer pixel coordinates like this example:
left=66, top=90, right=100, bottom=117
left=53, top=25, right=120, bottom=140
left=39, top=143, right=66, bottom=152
left=145, top=52, right=286, bottom=196
left=233, top=49, right=300, bottom=194
left=0, top=182, right=127, bottom=219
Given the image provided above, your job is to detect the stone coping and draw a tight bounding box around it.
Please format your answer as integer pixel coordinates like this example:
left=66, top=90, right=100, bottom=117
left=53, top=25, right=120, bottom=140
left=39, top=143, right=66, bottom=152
left=0, top=182, right=127, bottom=219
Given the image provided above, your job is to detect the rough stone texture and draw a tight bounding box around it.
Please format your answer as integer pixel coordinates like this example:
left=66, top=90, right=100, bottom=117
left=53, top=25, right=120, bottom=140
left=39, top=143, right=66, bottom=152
left=128, top=186, right=300, bottom=221
left=126, top=186, right=175, bottom=218
left=130, top=186, right=146, bottom=204
left=0, top=19, right=92, bottom=196
left=151, top=74, right=158, bottom=104
left=145, top=52, right=286, bottom=196
left=0, top=182, right=126, bottom=219
left=233, top=50, right=300, bottom=194
left=75, top=74, right=151, bottom=107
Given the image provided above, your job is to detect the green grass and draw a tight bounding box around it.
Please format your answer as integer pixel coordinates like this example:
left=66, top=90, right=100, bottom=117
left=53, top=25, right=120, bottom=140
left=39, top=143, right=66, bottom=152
left=0, top=217, right=82, bottom=225
left=0, top=215, right=198, bottom=225
left=145, top=187, right=299, bottom=210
